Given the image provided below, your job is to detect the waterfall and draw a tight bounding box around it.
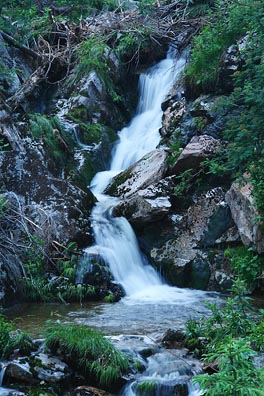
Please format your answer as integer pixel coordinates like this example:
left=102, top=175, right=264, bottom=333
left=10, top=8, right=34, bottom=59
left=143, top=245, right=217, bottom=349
left=83, top=49, right=202, bottom=302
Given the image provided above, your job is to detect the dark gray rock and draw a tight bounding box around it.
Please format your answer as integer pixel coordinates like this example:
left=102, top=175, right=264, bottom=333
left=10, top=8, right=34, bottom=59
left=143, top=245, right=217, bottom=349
left=140, top=188, right=236, bottom=290
left=34, top=353, right=72, bottom=384
left=5, top=360, right=35, bottom=384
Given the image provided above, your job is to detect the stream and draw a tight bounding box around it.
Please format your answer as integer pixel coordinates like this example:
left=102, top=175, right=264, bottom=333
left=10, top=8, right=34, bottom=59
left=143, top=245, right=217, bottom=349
left=4, top=49, right=222, bottom=396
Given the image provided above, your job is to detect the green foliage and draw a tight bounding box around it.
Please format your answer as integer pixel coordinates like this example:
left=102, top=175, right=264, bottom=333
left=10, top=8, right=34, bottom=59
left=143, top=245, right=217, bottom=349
left=45, top=323, right=129, bottom=388
left=29, top=114, right=76, bottom=173
left=0, top=315, right=34, bottom=358
left=22, top=240, right=95, bottom=303
left=0, top=0, right=117, bottom=43
left=173, top=168, right=194, bottom=197
left=193, top=337, right=264, bottom=396
left=137, top=381, right=157, bottom=396
left=103, top=293, right=115, bottom=303
left=185, top=0, right=256, bottom=92
left=116, top=29, right=152, bottom=63
left=186, top=279, right=264, bottom=395
left=225, top=246, right=263, bottom=290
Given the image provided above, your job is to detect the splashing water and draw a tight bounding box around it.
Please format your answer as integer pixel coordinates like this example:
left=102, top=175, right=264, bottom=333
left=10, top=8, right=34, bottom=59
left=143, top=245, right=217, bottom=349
left=82, top=49, right=207, bottom=304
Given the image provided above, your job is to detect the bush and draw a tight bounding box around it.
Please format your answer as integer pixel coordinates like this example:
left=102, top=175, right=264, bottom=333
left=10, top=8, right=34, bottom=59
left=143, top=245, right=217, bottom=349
left=193, top=337, right=264, bottom=396
left=45, top=323, right=129, bottom=388
left=225, top=247, right=263, bottom=291
left=0, top=315, right=34, bottom=358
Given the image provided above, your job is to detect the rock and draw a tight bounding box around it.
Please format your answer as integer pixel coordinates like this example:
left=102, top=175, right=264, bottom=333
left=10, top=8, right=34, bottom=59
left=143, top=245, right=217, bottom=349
left=226, top=176, right=264, bottom=253
left=219, top=39, right=246, bottom=92
left=142, top=188, right=235, bottom=289
left=0, top=389, right=27, bottom=396
left=160, top=329, right=186, bottom=348
left=76, top=250, right=124, bottom=301
left=169, top=135, right=222, bottom=176
left=105, top=149, right=168, bottom=198
left=160, top=99, right=186, bottom=137
left=0, top=145, right=95, bottom=248
left=214, top=271, right=233, bottom=291
left=34, top=353, right=72, bottom=384
left=110, top=335, right=159, bottom=359
left=114, top=194, right=171, bottom=225
left=5, top=360, right=35, bottom=384
left=71, top=385, right=116, bottom=396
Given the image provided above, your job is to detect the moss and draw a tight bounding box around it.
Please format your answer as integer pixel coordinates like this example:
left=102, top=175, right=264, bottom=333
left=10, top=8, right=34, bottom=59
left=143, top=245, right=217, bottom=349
left=105, top=170, right=131, bottom=196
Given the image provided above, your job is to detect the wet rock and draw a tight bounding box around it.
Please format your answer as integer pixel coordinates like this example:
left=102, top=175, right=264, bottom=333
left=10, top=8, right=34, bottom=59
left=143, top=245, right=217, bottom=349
left=110, top=335, right=160, bottom=359
left=0, top=389, right=27, bottom=396
left=160, top=329, right=186, bottom=348
left=226, top=176, right=264, bottom=253
left=169, top=135, right=222, bottom=176
left=114, top=175, right=177, bottom=226
left=5, top=360, right=35, bottom=384
left=71, top=385, right=116, bottom=396
left=34, top=353, right=72, bottom=384
left=77, top=251, right=124, bottom=301
left=105, top=149, right=168, bottom=198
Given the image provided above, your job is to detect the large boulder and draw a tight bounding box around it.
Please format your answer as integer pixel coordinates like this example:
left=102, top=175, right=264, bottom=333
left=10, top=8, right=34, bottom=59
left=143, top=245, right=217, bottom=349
left=169, top=135, right=222, bottom=176
left=105, top=149, right=168, bottom=198
left=226, top=177, right=264, bottom=253
left=140, top=188, right=236, bottom=290
left=113, top=176, right=176, bottom=226
left=0, top=145, right=95, bottom=248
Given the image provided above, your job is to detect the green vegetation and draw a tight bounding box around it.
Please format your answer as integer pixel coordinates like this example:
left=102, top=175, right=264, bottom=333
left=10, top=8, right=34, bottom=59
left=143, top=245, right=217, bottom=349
left=193, top=337, right=264, bottom=396
left=185, top=280, right=264, bottom=395
left=0, top=314, right=34, bottom=358
left=45, top=323, right=129, bottom=388
left=137, top=381, right=157, bottom=396
left=29, top=114, right=76, bottom=173
left=22, top=240, right=95, bottom=303
left=184, top=0, right=264, bottom=216
left=225, top=246, right=263, bottom=291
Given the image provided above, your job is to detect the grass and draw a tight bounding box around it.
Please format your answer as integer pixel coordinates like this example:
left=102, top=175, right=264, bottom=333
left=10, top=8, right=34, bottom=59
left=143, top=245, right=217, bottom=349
left=45, top=323, right=129, bottom=388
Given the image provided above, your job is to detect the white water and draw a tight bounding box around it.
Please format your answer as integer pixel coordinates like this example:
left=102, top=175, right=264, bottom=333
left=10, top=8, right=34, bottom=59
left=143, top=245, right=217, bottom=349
left=84, top=49, right=207, bottom=304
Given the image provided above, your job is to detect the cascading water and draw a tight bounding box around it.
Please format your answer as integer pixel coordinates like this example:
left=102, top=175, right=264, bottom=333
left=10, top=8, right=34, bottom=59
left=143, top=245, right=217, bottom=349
left=82, top=49, right=207, bottom=304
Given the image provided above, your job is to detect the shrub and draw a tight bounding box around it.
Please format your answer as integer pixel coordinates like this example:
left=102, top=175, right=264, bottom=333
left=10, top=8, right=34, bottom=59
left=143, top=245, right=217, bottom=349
left=0, top=315, right=34, bottom=358
left=45, top=323, right=129, bottom=388
left=193, top=337, right=264, bottom=396
left=225, top=247, right=263, bottom=291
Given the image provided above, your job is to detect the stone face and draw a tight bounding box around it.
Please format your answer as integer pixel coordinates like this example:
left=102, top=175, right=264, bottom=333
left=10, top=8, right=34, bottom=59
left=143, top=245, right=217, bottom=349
left=105, top=149, right=168, bottom=198
left=5, top=361, right=35, bottom=384
left=226, top=177, right=264, bottom=253
left=170, top=135, right=222, bottom=176
left=141, top=188, right=235, bottom=290
left=0, top=146, right=95, bottom=248
left=34, top=353, right=72, bottom=383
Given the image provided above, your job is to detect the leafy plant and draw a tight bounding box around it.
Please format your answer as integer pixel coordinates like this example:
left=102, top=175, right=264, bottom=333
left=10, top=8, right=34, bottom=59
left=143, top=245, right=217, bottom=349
left=0, top=315, right=34, bottom=358
left=225, top=246, right=263, bottom=290
left=193, top=337, right=264, bottom=396
left=45, top=323, right=129, bottom=388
